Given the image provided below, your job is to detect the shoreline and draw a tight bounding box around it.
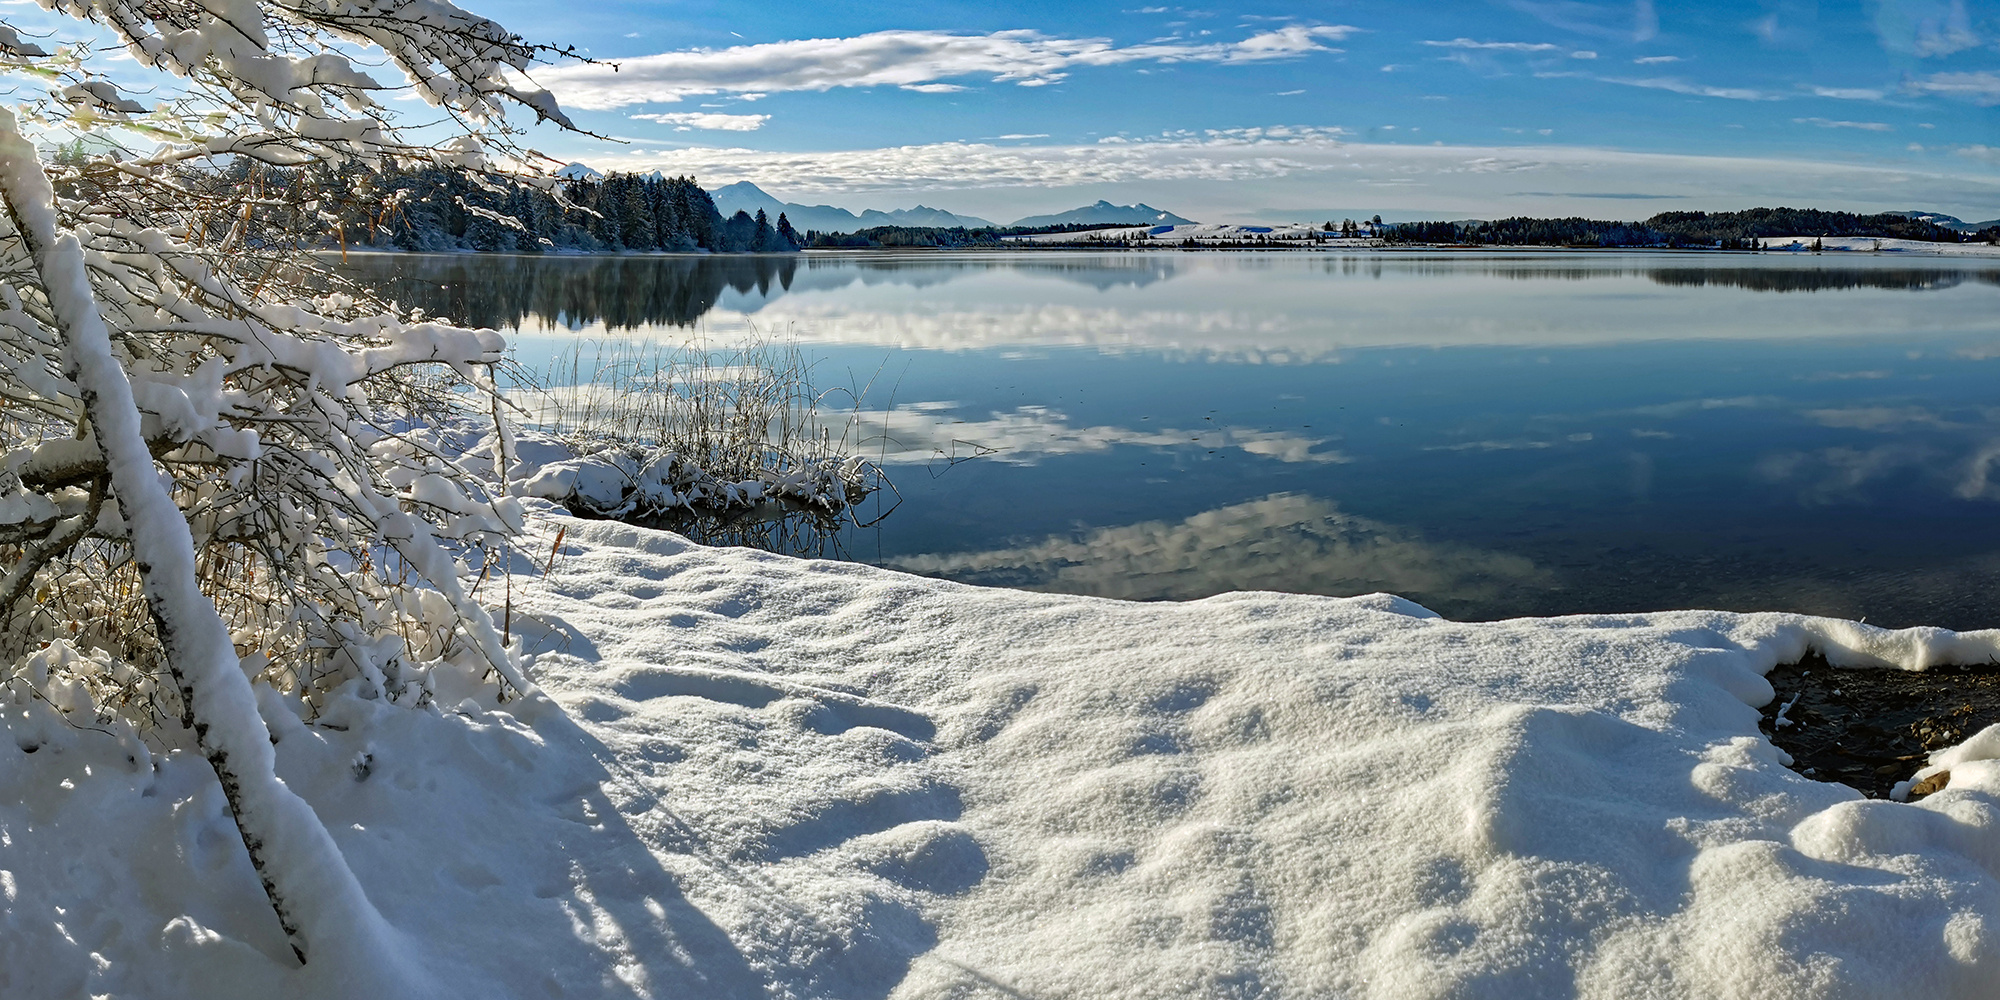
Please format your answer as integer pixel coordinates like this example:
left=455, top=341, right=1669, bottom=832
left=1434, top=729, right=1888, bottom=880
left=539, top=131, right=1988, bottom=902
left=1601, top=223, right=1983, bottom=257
left=322, top=242, right=2000, bottom=259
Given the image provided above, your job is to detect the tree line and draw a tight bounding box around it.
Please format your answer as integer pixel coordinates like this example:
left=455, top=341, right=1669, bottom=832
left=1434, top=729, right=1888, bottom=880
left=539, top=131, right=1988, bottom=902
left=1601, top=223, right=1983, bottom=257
left=1382, top=208, right=2000, bottom=248
left=211, top=158, right=806, bottom=253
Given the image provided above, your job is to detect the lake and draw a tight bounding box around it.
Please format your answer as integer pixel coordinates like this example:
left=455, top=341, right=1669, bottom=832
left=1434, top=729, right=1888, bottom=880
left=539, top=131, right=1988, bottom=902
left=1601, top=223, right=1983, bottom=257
left=344, top=251, right=2000, bottom=630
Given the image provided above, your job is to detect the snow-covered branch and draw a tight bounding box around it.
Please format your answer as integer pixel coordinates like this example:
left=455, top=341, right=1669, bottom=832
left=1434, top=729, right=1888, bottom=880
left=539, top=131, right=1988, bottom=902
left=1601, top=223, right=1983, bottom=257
left=0, top=0, right=579, bottom=971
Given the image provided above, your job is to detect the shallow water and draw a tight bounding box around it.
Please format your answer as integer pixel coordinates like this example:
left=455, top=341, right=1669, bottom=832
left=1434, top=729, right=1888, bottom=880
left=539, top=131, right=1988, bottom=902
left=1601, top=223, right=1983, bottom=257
left=344, top=250, right=2000, bottom=629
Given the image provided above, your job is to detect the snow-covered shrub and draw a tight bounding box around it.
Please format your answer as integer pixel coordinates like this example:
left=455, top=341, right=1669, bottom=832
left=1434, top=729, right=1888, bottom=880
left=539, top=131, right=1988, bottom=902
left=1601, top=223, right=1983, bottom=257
left=0, top=0, right=575, bottom=965
left=513, top=338, right=895, bottom=533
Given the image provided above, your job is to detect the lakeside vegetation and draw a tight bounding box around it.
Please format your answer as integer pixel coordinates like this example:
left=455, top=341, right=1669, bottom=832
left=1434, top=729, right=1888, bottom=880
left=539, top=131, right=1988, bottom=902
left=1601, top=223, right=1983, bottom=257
left=235, top=159, right=806, bottom=253
left=1381, top=207, right=2000, bottom=248
left=803, top=207, right=2000, bottom=250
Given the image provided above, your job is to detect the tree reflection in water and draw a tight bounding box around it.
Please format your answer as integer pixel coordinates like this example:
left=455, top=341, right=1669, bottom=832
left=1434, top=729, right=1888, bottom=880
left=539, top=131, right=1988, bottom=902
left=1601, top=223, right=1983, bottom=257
left=621, top=492, right=898, bottom=561
left=338, top=252, right=802, bottom=331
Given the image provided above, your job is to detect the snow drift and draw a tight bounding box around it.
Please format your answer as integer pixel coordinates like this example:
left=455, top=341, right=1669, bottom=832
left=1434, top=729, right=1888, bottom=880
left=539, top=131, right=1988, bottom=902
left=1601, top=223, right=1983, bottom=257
left=5, top=514, right=2000, bottom=998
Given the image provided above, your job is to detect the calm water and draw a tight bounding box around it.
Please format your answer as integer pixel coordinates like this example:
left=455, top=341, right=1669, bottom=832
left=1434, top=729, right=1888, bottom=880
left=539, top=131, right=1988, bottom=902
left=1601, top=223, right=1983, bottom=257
left=345, top=251, right=2000, bottom=629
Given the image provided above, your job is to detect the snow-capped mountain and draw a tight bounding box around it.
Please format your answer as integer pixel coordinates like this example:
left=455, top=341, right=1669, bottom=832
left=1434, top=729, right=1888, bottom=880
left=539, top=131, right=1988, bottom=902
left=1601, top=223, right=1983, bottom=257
left=1011, top=200, right=1196, bottom=227
left=1887, top=210, right=2000, bottom=233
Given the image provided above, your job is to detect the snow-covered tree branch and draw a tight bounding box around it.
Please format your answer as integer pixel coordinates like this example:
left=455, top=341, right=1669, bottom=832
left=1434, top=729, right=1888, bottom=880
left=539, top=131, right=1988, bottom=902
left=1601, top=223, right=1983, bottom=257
left=0, top=0, right=576, bottom=969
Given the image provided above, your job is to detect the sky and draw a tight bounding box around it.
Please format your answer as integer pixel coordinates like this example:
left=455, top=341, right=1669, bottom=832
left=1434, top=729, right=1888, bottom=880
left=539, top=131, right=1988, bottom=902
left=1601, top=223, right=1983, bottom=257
left=18, top=0, right=1993, bottom=223
left=463, top=0, right=2000, bottom=223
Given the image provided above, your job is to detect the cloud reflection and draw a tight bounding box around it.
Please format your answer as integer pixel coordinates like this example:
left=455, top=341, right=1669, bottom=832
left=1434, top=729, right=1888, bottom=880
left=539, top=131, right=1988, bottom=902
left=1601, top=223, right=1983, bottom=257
left=864, top=403, right=1348, bottom=466
left=1755, top=444, right=1942, bottom=503
left=345, top=254, right=2000, bottom=363
left=888, top=493, right=1551, bottom=603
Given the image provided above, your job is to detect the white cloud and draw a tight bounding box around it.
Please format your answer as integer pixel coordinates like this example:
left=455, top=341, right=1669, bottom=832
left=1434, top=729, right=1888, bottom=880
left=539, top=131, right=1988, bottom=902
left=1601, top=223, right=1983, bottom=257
left=1423, top=38, right=1563, bottom=53
left=1806, top=85, right=1887, bottom=100
left=628, top=111, right=771, bottom=131
left=1911, top=0, right=1984, bottom=57
left=1634, top=0, right=1659, bottom=41
left=1961, top=144, right=2000, bottom=164
left=576, top=131, right=2000, bottom=235
left=1906, top=71, right=2000, bottom=105
left=1583, top=75, right=1782, bottom=100
left=541, top=26, right=1356, bottom=109
left=586, top=126, right=1365, bottom=192
left=1793, top=117, right=1893, bottom=131
left=1632, top=55, right=1680, bottom=64
left=1914, top=24, right=1981, bottom=56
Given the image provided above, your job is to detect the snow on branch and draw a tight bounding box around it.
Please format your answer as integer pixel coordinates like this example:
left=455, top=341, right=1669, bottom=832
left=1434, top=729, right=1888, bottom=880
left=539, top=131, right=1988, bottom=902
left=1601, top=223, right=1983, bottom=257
left=0, top=0, right=579, bottom=963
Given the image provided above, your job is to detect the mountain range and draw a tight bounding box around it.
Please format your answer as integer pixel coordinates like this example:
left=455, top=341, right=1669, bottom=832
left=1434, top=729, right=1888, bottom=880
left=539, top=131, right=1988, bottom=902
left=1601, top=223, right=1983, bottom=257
left=553, top=167, right=1203, bottom=232
left=710, top=182, right=996, bottom=233
left=707, top=183, right=1202, bottom=232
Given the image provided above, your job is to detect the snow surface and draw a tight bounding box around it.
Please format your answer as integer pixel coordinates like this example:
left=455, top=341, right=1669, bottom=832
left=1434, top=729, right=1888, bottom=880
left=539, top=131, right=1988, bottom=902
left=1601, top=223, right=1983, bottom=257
left=1760, top=236, right=2000, bottom=257
left=7, top=513, right=2000, bottom=998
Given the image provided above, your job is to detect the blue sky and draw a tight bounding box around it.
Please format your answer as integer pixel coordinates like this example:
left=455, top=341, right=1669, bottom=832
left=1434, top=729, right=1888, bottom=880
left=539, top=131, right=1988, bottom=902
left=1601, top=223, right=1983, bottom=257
left=481, top=0, right=2000, bottom=221
left=174, top=0, right=1989, bottom=221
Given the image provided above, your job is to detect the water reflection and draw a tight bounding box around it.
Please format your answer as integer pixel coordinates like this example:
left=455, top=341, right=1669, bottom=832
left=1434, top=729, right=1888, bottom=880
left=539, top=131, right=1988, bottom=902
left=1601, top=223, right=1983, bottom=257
left=1482, top=265, right=1997, bottom=290
left=343, top=252, right=2000, bottom=345
left=352, top=253, right=2000, bottom=360
left=340, top=252, right=802, bottom=330
left=812, top=254, right=1181, bottom=292
left=337, top=251, right=2000, bottom=628
left=338, top=252, right=1185, bottom=332
left=888, top=493, right=1552, bottom=607
left=1646, top=268, right=1998, bottom=292
left=865, top=403, right=1347, bottom=466
left=624, top=503, right=867, bottom=561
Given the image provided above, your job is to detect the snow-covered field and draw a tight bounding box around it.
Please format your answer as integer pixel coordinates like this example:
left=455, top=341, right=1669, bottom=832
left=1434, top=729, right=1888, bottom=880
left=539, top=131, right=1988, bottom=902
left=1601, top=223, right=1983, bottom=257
left=8, top=509, right=2000, bottom=998
left=1759, top=236, right=2000, bottom=257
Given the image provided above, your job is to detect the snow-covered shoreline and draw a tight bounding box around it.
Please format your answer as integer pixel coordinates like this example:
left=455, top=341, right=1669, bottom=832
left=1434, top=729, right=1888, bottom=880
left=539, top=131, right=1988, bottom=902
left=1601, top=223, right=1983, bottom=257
left=8, top=513, right=2000, bottom=998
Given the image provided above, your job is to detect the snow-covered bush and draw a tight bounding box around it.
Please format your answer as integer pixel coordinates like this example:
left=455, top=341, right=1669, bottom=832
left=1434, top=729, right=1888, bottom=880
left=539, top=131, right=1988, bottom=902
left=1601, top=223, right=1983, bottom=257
left=0, top=0, right=573, bottom=965
left=513, top=338, right=895, bottom=532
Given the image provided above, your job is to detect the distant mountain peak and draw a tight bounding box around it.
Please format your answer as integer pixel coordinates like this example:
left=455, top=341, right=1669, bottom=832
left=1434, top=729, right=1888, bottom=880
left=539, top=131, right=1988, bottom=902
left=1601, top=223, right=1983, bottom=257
left=1886, top=210, right=1999, bottom=233
left=707, top=183, right=994, bottom=234
left=555, top=161, right=602, bottom=180
left=1011, top=200, right=1197, bottom=228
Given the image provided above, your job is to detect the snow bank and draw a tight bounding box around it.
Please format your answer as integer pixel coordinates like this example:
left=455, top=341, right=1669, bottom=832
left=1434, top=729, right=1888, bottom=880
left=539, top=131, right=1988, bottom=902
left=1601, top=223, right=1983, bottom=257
left=6, top=515, right=2000, bottom=997
left=1762, top=236, right=2000, bottom=257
